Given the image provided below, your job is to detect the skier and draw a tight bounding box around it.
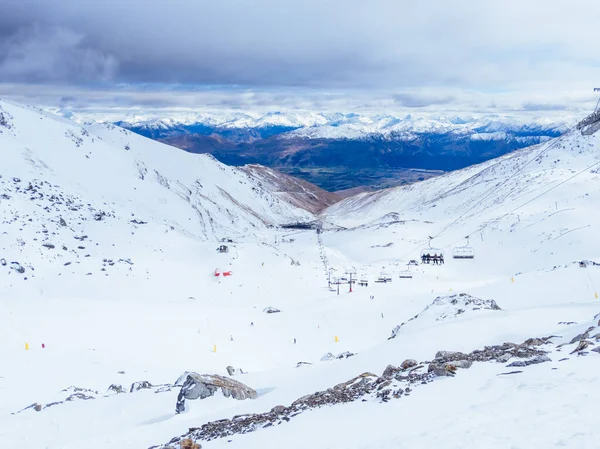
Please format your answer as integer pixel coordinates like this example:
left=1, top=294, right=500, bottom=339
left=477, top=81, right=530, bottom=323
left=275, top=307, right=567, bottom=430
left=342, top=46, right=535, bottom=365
left=250, top=322, right=254, bottom=327
left=230, top=334, right=234, bottom=341
left=439, top=254, right=444, bottom=265
left=432, top=254, right=439, bottom=265
left=293, top=338, right=297, bottom=344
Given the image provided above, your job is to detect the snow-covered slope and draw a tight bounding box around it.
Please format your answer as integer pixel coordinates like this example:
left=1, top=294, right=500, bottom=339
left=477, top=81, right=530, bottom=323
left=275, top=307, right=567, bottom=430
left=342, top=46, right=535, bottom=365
left=3, top=102, right=600, bottom=449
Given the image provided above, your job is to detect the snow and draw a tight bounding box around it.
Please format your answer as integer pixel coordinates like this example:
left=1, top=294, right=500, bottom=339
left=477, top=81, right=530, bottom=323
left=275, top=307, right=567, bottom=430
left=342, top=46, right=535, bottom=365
left=2, top=100, right=600, bottom=449
left=55, top=107, right=572, bottom=142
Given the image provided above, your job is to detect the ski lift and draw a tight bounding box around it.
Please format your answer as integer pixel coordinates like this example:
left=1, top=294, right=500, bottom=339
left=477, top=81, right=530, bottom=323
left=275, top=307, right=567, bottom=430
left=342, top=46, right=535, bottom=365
left=358, top=279, right=369, bottom=287
left=399, top=264, right=413, bottom=279
left=375, top=270, right=392, bottom=283
left=420, top=236, right=444, bottom=265
left=217, top=245, right=229, bottom=253
left=452, top=236, right=475, bottom=259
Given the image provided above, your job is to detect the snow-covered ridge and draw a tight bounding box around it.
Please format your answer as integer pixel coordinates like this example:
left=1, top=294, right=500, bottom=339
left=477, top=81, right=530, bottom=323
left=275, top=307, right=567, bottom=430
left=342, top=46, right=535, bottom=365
left=56, top=108, right=571, bottom=141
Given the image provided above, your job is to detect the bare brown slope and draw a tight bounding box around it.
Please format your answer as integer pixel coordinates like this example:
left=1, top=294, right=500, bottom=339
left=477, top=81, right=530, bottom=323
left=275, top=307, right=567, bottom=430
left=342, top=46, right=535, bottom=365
left=239, top=164, right=341, bottom=214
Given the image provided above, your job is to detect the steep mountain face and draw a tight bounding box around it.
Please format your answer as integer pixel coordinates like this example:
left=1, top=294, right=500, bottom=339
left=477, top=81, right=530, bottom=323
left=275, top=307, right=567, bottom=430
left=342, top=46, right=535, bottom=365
left=0, top=101, right=331, bottom=297
left=104, top=111, right=569, bottom=190
left=238, top=165, right=341, bottom=215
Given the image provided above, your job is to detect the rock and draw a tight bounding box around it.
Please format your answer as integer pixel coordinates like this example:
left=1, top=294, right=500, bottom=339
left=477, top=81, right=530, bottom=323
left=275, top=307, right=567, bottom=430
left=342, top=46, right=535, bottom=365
left=400, top=359, right=418, bottom=370
left=34, top=404, right=42, bottom=412
left=226, top=366, right=236, bottom=376
left=507, top=355, right=551, bottom=367
left=427, top=362, right=456, bottom=377
left=336, top=351, right=356, bottom=359
left=296, top=361, right=312, bottom=368
left=496, top=353, right=512, bottom=363
left=389, top=325, right=401, bottom=340
left=59, top=217, right=67, bottom=226
left=270, top=405, right=286, bottom=413
left=175, top=374, right=257, bottom=414
left=570, top=340, right=590, bottom=354
left=42, top=243, right=55, bottom=249
left=568, top=327, right=595, bottom=344
left=107, top=384, right=126, bottom=394
left=320, top=352, right=335, bottom=362
left=0, top=258, right=6, bottom=266
left=263, top=306, right=281, bottom=314
left=434, top=350, right=467, bottom=361
left=174, top=371, right=198, bottom=387
left=450, top=359, right=473, bottom=369
left=180, top=438, right=201, bottom=449
left=130, top=381, right=152, bottom=392
left=382, top=365, right=400, bottom=378
left=591, top=347, right=600, bottom=354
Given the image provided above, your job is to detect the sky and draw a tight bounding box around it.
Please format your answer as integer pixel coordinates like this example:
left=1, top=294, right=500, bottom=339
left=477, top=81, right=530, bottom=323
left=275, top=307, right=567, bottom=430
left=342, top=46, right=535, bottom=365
left=1, top=0, right=599, bottom=116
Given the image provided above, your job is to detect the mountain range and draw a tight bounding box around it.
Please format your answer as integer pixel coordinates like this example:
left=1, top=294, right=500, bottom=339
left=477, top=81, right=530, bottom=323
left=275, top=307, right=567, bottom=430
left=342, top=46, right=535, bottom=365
left=60, top=109, right=572, bottom=191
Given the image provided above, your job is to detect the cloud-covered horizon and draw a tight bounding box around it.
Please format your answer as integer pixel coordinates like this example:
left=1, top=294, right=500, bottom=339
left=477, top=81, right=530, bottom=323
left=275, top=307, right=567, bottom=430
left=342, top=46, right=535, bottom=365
left=1, top=0, right=599, bottom=114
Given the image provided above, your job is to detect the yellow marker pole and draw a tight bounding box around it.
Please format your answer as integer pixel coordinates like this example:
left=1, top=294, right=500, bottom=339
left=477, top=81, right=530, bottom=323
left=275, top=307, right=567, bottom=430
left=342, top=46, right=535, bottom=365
left=334, top=336, right=339, bottom=343
left=595, top=292, right=598, bottom=299
left=511, top=277, right=515, bottom=283
left=449, top=288, right=453, bottom=292
left=213, top=344, right=217, bottom=353
left=25, top=343, right=29, bottom=351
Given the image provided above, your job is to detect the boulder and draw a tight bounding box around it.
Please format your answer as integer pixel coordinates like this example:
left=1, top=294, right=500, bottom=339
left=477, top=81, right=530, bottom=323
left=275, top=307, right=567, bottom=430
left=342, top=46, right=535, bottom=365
left=507, top=355, right=551, bottom=367
left=428, top=362, right=457, bottom=377
left=175, top=374, right=257, bottom=414
left=320, top=352, right=335, bottom=362
left=263, top=307, right=281, bottom=314
left=382, top=364, right=400, bottom=378
left=400, top=359, right=418, bottom=370
left=180, top=438, right=201, bottom=449
left=434, top=350, right=467, bottom=361
left=174, top=371, right=197, bottom=387
left=496, top=353, right=512, bottom=363
left=107, top=384, right=126, bottom=394
left=130, top=381, right=152, bottom=392
left=226, top=366, right=236, bottom=376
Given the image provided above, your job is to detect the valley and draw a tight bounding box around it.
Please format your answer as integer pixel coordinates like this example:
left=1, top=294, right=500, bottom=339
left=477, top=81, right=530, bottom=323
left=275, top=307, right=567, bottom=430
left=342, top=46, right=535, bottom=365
left=1, top=100, right=600, bottom=449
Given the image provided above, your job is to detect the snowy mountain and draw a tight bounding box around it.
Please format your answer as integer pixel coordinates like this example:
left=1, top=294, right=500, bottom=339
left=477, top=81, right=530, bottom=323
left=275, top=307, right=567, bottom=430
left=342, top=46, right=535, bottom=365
left=88, top=110, right=571, bottom=191
left=3, top=102, right=600, bottom=449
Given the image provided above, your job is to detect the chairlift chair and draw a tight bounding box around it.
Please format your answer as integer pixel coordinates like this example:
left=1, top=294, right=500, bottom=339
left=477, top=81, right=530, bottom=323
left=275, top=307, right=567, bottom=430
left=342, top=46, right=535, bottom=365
left=399, top=265, right=413, bottom=279
left=452, top=236, right=475, bottom=259
left=376, top=271, right=392, bottom=283
left=420, top=237, right=444, bottom=264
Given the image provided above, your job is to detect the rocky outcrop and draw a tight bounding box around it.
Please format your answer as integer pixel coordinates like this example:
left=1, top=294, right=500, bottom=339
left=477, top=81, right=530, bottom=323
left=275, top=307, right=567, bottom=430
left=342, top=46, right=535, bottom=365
left=175, top=374, right=257, bottom=414
left=158, top=336, right=554, bottom=448
left=389, top=293, right=501, bottom=339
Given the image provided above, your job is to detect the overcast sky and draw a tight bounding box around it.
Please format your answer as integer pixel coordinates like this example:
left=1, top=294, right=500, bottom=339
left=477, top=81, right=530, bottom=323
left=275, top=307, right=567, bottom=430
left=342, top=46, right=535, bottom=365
left=1, top=0, right=599, bottom=115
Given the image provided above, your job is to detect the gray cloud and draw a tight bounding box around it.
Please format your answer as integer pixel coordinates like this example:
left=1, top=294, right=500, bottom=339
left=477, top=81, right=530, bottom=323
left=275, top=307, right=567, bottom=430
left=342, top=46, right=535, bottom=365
left=0, top=0, right=599, bottom=88
left=0, top=0, right=599, bottom=114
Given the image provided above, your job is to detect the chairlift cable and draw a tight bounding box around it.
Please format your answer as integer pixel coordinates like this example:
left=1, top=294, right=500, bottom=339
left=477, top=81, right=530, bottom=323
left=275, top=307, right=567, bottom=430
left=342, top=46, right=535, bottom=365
left=440, top=157, right=600, bottom=250
left=431, top=123, right=579, bottom=241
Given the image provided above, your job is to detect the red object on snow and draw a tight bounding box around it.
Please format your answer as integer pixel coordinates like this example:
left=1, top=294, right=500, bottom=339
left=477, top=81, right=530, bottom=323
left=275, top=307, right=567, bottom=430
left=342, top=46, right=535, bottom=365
left=223, top=271, right=232, bottom=277
left=214, top=269, right=221, bottom=277
left=42, top=343, right=45, bottom=349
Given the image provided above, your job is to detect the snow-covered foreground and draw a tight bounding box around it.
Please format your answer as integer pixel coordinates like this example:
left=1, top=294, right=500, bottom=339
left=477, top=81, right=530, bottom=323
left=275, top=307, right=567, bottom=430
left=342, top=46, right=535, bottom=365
left=2, top=101, right=600, bottom=449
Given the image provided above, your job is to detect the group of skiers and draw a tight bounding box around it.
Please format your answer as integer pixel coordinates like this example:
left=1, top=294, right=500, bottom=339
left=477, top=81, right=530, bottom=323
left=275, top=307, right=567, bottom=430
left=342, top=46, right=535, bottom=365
left=421, top=253, right=444, bottom=265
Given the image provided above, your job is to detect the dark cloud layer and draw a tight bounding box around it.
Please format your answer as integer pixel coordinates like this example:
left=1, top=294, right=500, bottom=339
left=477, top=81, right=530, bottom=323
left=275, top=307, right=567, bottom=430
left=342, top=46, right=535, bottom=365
left=0, top=0, right=599, bottom=112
